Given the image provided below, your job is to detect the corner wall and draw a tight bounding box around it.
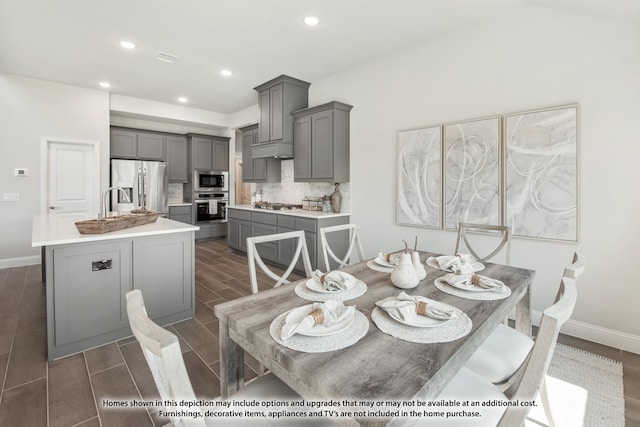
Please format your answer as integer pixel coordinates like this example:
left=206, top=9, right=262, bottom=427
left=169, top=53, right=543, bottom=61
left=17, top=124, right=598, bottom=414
left=308, top=7, right=640, bottom=351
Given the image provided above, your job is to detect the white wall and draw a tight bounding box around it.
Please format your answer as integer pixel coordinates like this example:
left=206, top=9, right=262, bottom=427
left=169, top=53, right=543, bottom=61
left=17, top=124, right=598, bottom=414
left=0, top=75, right=110, bottom=266
left=309, top=7, right=640, bottom=351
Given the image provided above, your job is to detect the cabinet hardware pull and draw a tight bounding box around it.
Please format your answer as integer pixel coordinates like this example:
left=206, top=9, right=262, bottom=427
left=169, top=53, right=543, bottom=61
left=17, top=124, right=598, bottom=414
left=92, top=259, right=113, bottom=271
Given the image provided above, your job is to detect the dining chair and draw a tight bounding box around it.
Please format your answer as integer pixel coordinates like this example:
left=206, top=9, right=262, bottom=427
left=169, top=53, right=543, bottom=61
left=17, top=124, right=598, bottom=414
left=461, top=252, right=585, bottom=426
left=454, top=223, right=512, bottom=265
left=246, top=230, right=313, bottom=295
left=418, top=271, right=579, bottom=426
left=319, top=223, right=365, bottom=271
left=125, top=289, right=322, bottom=427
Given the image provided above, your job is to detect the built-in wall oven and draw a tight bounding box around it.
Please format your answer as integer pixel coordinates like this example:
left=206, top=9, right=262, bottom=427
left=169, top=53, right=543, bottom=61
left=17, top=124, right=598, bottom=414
left=195, top=170, right=228, bottom=192
left=194, top=193, right=227, bottom=223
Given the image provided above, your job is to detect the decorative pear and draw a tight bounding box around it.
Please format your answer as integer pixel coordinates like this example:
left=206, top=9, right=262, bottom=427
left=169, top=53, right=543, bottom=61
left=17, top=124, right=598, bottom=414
left=391, top=240, right=419, bottom=289
left=412, top=236, right=427, bottom=280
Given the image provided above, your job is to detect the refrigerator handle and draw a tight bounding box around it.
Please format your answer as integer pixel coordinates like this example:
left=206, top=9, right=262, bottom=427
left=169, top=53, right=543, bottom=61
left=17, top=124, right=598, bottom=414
left=137, top=168, right=143, bottom=207
left=143, top=167, right=147, bottom=208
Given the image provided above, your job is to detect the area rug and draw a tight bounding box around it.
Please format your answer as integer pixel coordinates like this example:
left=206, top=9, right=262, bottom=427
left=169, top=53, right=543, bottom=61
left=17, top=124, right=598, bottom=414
left=525, top=343, right=625, bottom=427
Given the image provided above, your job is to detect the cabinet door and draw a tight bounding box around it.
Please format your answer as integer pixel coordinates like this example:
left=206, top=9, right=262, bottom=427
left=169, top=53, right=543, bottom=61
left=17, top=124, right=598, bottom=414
left=241, top=131, right=254, bottom=180
left=138, top=132, right=165, bottom=160
left=270, top=84, right=284, bottom=141
left=239, top=220, right=251, bottom=251
left=228, top=219, right=240, bottom=249
left=193, top=137, right=213, bottom=170
left=258, top=90, right=271, bottom=143
left=251, top=222, right=278, bottom=262
left=166, top=136, right=188, bottom=182
left=212, top=139, right=229, bottom=170
left=293, top=115, right=313, bottom=180
left=311, top=110, right=334, bottom=180
left=133, top=233, right=193, bottom=323
left=53, top=241, right=132, bottom=346
left=110, top=129, right=138, bottom=158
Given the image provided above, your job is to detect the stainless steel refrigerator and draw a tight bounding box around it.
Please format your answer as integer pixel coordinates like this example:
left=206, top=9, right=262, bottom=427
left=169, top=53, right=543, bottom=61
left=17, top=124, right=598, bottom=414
left=110, top=159, right=168, bottom=216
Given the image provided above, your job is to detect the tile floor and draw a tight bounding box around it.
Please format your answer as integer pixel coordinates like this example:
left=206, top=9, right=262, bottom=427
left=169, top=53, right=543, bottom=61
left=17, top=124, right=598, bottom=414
left=0, top=239, right=638, bottom=426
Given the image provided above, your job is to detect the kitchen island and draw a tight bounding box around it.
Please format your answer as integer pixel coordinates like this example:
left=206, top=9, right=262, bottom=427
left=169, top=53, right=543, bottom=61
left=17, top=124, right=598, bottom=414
left=32, top=215, right=199, bottom=360
left=227, top=205, right=351, bottom=272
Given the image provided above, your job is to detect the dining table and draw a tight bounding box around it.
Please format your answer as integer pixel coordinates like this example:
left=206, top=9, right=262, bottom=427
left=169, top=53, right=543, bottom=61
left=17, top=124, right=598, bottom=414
left=213, top=250, right=535, bottom=427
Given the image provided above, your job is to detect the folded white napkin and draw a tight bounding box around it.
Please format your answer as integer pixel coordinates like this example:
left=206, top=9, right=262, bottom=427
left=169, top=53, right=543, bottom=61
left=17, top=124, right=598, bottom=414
left=375, top=292, right=457, bottom=323
left=432, top=254, right=475, bottom=274
left=377, top=252, right=401, bottom=266
left=445, top=274, right=506, bottom=292
left=281, top=299, right=355, bottom=340
left=311, top=270, right=357, bottom=291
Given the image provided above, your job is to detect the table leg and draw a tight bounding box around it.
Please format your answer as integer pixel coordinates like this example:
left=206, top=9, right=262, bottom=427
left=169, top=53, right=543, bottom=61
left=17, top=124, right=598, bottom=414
left=218, top=319, right=244, bottom=398
left=515, top=283, right=532, bottom=337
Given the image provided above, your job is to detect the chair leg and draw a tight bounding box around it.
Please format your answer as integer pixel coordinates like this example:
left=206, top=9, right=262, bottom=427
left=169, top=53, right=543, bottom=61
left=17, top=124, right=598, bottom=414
left=539, top=377, right=556, bottom=427
left=259, top=362, right=266, bottom=377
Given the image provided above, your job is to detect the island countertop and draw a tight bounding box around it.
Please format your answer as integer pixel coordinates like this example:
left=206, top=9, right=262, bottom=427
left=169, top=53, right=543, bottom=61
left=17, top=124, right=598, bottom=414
left=32, top=214, right=199, bottom=247
left=229, top=204, right=350, bottom=219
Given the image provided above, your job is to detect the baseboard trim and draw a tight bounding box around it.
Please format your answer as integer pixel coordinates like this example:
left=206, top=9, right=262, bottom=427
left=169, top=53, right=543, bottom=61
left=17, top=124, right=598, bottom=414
left=531, top=311, right=640, bottom=355
left=0, top=255, right=41, bottom=269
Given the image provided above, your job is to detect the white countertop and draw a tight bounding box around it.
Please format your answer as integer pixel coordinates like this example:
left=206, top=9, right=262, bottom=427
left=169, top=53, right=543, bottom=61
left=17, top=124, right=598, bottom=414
left=229, top=205, right=350, bottom=219
left=32, top=214, right=199, bottom=247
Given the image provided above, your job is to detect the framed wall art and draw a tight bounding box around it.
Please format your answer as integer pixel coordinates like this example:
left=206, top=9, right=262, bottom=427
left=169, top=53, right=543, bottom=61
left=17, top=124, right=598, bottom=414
left=397, top=126, right=442, bottom=228
left=443, top=116, right=501, bottom=230
left=504, top=104, right=579, bottom=241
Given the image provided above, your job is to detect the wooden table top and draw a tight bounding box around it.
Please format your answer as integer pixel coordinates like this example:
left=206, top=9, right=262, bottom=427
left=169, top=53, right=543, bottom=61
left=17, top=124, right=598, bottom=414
left=214, top=251, right=535, bottom=425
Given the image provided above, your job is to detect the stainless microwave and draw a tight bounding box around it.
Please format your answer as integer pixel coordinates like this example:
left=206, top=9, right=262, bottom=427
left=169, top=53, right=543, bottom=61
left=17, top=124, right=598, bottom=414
left=194, top=170, right=228, bottom=192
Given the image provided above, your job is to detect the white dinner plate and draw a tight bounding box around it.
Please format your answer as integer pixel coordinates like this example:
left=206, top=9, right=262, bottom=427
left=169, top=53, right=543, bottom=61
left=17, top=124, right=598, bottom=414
left=284, top=305, right=354, bottom=336
left=375, top=253, right=400, bottom=268
left=426, top=257, right=484, bottom=273
left=386, top=307, right=452, bottom=328
left=305, top=278, right=359, bottom=294
left=438, top=274, right=506, bottom=293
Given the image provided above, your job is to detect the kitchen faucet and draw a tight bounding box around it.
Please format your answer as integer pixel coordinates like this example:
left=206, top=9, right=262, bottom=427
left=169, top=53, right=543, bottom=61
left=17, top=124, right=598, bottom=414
left=99, top=186, right=131, bottom=219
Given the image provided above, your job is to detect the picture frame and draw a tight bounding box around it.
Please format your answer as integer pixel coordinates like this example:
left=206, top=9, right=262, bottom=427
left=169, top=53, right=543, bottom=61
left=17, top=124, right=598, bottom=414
left=503, top=104, right=579, bottom=242
left=397, top=125, right=442, bottom=229
left=443, top=116, right=501, bottom=230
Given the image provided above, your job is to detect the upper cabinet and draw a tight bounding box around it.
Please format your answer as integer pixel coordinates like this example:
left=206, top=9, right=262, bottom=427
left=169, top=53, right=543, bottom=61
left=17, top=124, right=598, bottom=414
left=292, top=101, right=353, bottom=183
left=240, top=124, right=281, bottom=183
left=110, top=127, right=165, bottom=161
left=252, top=75, right=310, bottom=159
left=165, top=135, right=188, bottom=182
left=188, top=134, right=230, bottom=171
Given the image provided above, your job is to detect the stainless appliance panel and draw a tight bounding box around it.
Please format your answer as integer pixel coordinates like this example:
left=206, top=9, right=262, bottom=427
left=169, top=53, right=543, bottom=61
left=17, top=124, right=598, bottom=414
left=194, top=170, right=228, bottom=192
left=110, top=160, right=168, bottom=215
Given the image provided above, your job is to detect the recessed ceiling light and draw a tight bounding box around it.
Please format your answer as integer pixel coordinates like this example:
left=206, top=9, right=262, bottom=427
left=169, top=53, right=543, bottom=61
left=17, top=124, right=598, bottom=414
left=220, top=69, right=232, bottom=77
left=99, top=81, right=111, bottom=88
left=304, top=16, right=319, bottom=26
left=178, top=97, right=188, bottom=103
left=120, top=41, right=136, bottom=49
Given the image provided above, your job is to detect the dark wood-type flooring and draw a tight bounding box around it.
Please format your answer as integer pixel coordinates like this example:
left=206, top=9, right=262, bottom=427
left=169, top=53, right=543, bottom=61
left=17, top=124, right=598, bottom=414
left=0, top=239, right=638, bottom=426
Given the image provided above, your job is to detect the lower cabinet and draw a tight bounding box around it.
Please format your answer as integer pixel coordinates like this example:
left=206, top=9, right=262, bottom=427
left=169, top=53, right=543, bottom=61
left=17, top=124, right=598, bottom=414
left=46, top=232, right=195, bottom=360
left=227, top=208, right=349, bottom=273
left=169, top=205, right=193, bottom=224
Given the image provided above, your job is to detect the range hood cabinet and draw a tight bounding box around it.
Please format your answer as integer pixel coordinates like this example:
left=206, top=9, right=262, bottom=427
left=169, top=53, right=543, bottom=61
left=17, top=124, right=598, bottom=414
left=252, top=142, right=293, bottom=159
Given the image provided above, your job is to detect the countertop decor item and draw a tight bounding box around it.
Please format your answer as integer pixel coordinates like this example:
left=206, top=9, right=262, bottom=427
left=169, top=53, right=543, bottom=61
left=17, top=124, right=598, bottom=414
left=75, top=210, right=159, bottom=234
left=330, top=183, right=342, bottom=213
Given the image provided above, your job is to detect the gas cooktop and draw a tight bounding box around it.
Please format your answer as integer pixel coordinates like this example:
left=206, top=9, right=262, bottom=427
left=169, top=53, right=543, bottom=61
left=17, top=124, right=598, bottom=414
left=254, top=202, right=303, bottom=210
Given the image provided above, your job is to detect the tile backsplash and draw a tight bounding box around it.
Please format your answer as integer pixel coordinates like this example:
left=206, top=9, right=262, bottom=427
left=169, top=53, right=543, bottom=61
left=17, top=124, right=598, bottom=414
left=257, top=160, right=350, bottom=212
left=168, top=183, right=184, bottom=204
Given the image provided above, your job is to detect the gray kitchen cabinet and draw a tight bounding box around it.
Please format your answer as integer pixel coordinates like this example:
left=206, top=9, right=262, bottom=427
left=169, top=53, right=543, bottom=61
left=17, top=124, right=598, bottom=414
left=169, top=205, right=192, bottom=224
left=45, top=230, right=195, bottom=359
left=292, top=101, right=353, bottom=182
left=189, top=134, right=230, bottom=171
left=252, top=75, right=310, bottom=159
left=133, top=233, right=193, bottom=325
left=240, top=124, right=281, bottom=183
left=166, top=135, right=188, bottom=182
left=226, top=208, right=349, bottom=272
left=110, top=127, right=165, bottom=160
left=52, top=240, right=132, bottom=349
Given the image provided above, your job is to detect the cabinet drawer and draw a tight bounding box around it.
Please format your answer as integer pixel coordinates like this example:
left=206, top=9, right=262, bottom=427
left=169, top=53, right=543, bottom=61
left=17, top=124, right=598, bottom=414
left=277, top=215, right=296, bottom=228
left=252, top=211, right=278, bottom=225
left=238, top=210, right=252, bottom=221
left=227, top=209, right=239, bottom=219
left=295, top=217, right=317, bottom=233
left=169, top=205, right=192, bottom=215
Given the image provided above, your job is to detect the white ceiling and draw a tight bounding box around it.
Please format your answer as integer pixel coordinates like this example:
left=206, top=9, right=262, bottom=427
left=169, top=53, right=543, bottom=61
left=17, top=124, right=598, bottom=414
left=1, top=0, right=638, bottom=115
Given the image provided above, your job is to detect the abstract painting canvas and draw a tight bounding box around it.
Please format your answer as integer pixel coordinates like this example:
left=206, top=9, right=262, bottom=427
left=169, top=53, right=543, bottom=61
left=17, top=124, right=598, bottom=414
left=397, top=126, right=442, bottom=228
left=504, top=105, right=578, bottom=241
left=443, top=116, right=501, bottom=230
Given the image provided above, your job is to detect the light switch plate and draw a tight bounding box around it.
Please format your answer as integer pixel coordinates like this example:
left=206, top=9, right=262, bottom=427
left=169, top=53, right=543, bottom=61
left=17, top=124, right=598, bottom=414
left=2, top=193, right=20, bottom=202
left=15, top=168, right=29, bottom=177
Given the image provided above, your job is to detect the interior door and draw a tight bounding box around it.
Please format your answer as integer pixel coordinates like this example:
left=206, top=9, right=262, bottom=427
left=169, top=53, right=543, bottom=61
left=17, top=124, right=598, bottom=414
left=47, top=141, right=99, bottom=216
